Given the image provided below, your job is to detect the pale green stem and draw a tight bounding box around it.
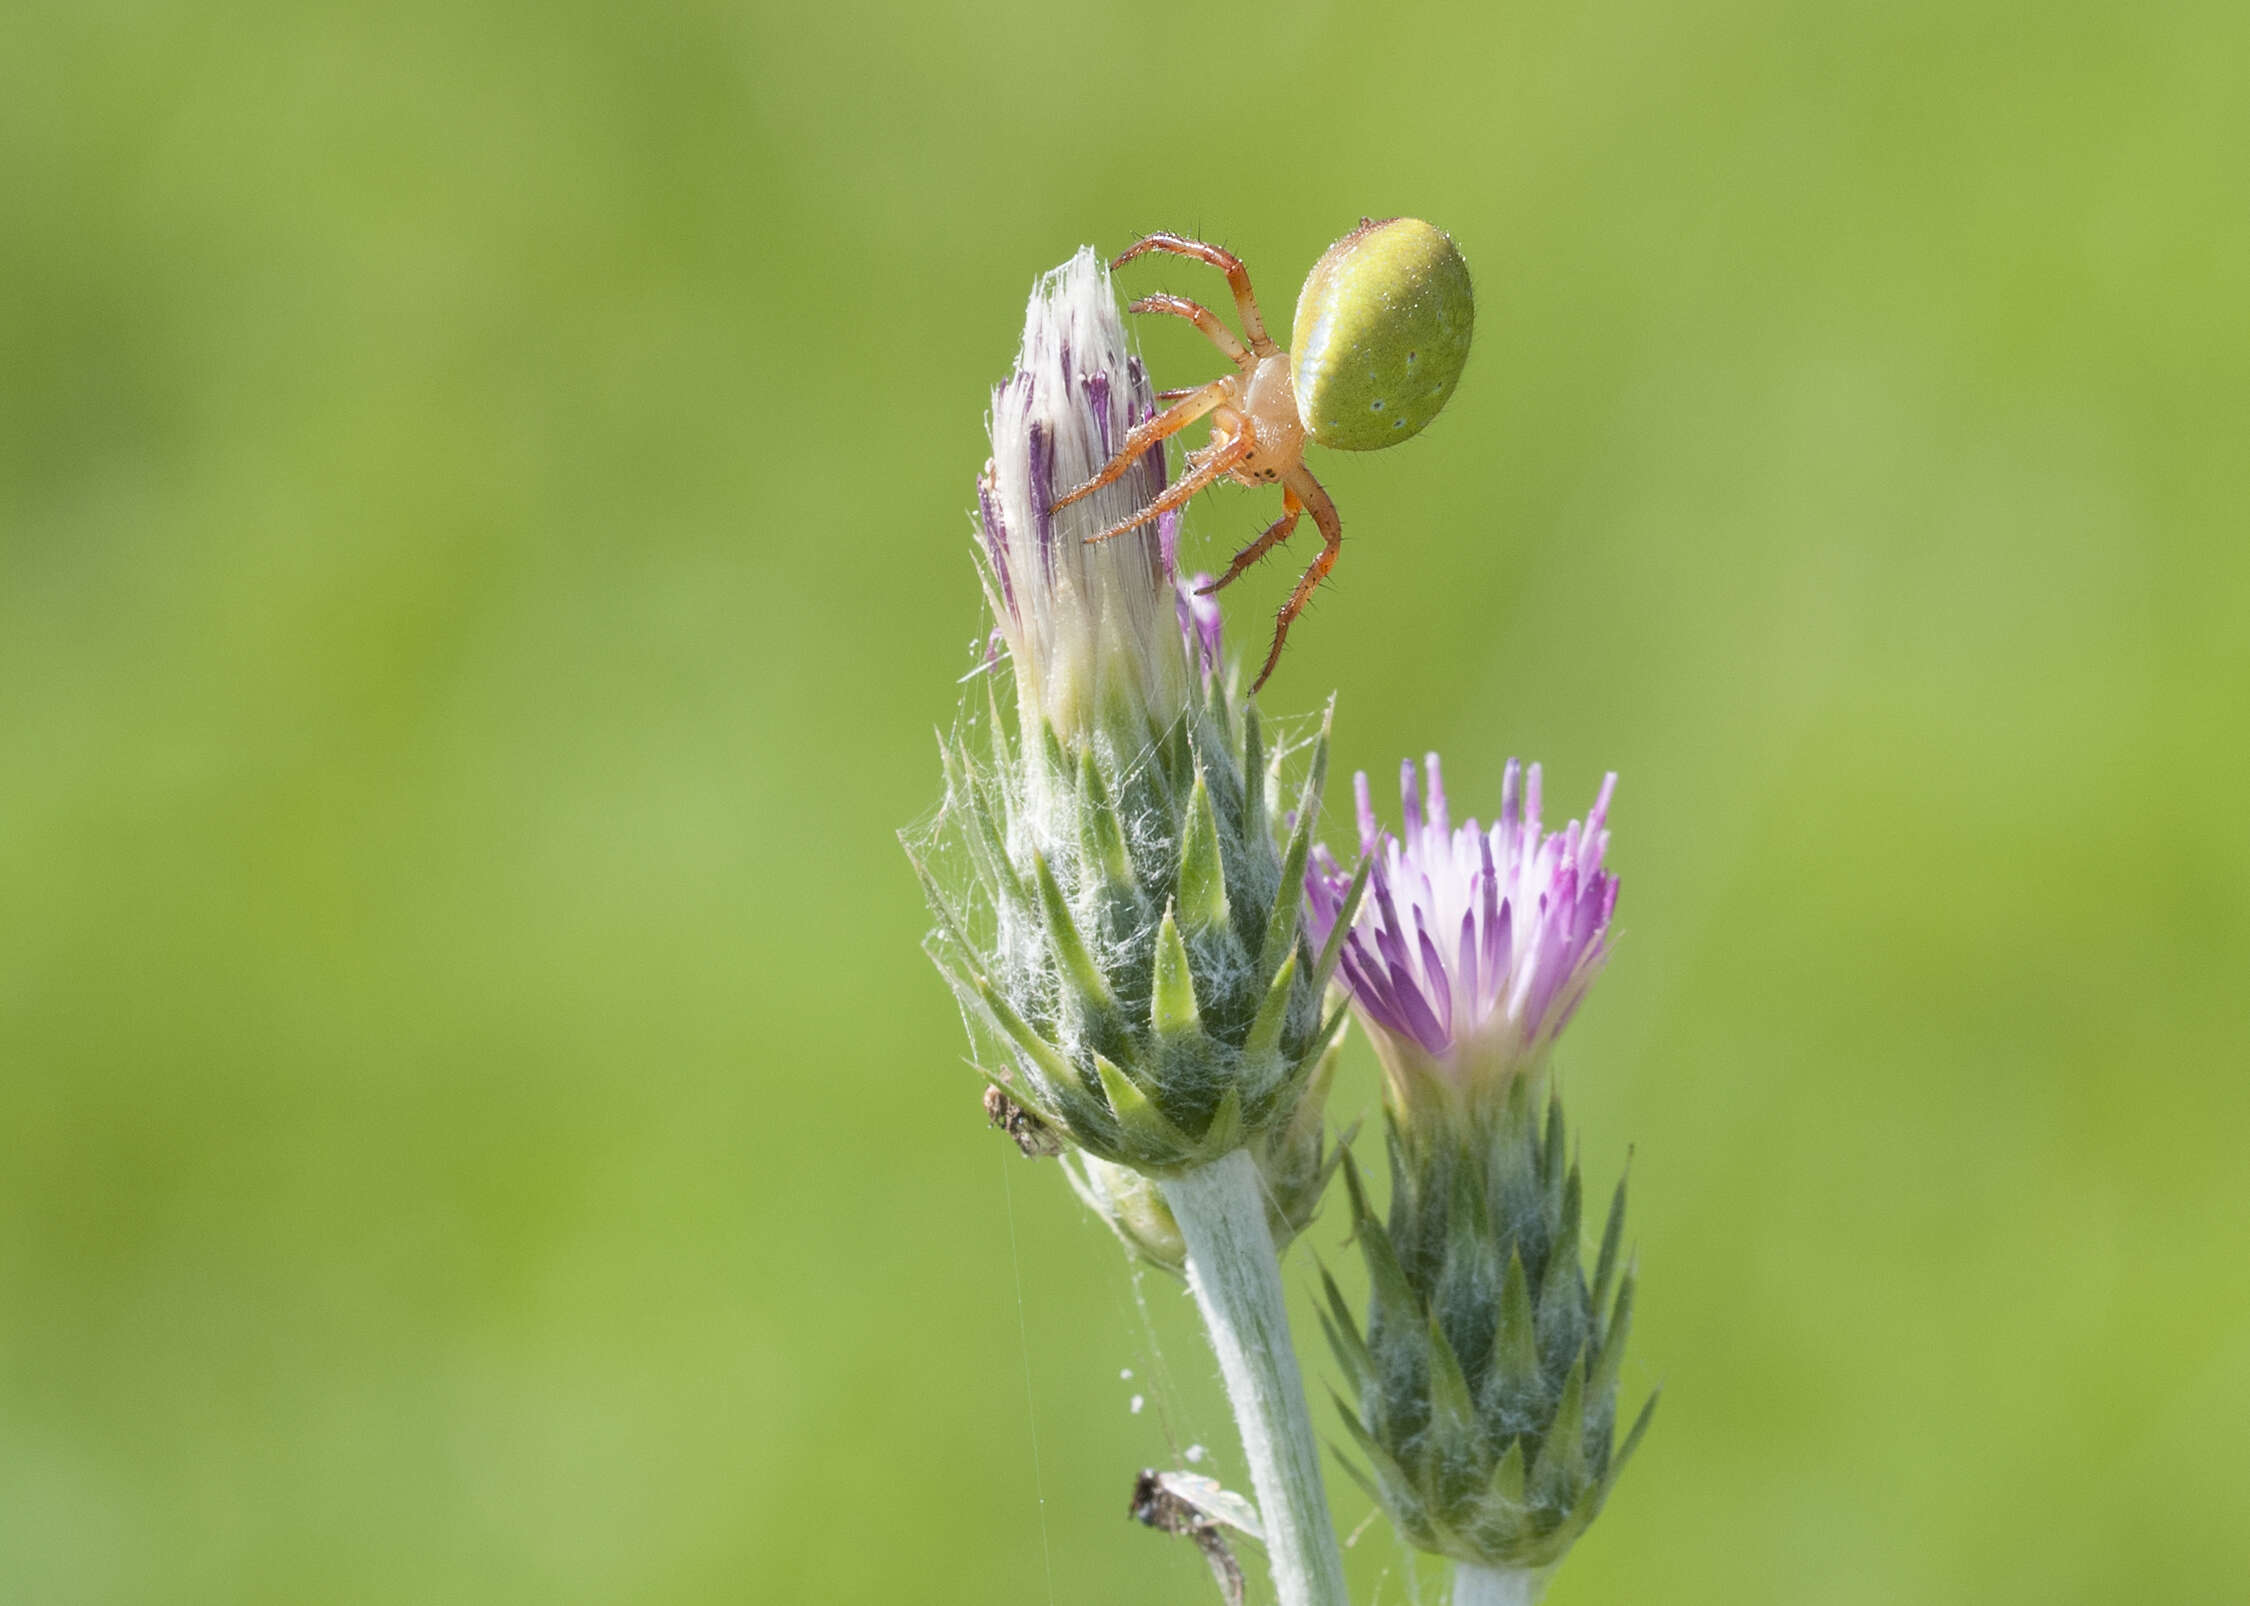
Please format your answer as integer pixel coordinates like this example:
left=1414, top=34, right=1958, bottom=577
left=1451, top=1563, right=1548, bottom=1606
left=1160, top=1148, right=1349, bottom=1606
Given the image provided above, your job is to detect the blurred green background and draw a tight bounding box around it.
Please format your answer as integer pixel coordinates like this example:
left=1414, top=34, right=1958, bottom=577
left=4, top=0, right=2244, bottom=1601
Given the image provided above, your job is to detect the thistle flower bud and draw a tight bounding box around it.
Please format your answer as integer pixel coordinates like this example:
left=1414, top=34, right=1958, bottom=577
left=1310, top=756, right=1652, bottom=1575
left=912, top=252, right=1366, bottom=1180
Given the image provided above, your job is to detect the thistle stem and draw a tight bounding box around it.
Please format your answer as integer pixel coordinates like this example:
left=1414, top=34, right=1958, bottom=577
left=1451, top=1563, right=1547, bottom=1606
left=1160, top=1148, right=1348, bottom=1606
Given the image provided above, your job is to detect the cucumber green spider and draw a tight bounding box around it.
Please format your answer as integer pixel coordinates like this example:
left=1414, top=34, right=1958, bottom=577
left=1053, top=218, right=1474, bottom=691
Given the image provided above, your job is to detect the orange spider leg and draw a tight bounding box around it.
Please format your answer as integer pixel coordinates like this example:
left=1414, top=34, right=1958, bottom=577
left=1252, top=465, right=1344, bottom=692
left=1198, top=487, right=1302, bottom=596
left=1083, top=431, right=1255, bottom=547
left=1112, top=233, right=1280, bottom=357
left=1126, top=294, right=1252, bottom=368
left=1050, top=378, right=1233, bottom=513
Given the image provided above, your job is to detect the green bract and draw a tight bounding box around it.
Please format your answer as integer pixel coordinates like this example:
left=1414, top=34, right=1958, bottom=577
left=1292, top=218, right=1475, bottom=452
left=1324, top=1076, right=1656, bottom=1571
left=1065, top=1038, right=1354, bottom=1276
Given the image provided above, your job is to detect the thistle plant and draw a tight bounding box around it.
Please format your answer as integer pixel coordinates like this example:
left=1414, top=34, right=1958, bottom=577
left=913, top=244, right=1660, bottom=1606
left=911, top=249, right=1362, bottom=1606
left=1306, top=758, right=1656, bottom=1605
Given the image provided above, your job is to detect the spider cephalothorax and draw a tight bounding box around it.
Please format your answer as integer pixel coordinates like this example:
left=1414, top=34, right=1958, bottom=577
left=1052, top=219, right=1474, bottom=690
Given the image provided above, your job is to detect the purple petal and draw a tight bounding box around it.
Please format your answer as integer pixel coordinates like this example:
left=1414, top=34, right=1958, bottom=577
left=977, top=468, right=1016, bottom=619
left=1414, top=915, right=1453, bottom=1037
left=1372, top=878, right=1416, bottom=978
left=1341, top=946, right=1414, bottom=1042
left=1083, top=370, right=1111, bottom=453
left=1387, top=966, right=1451, bottom=1056
left=1478, top=830, right=1504, bottom=983
left=1028, top=421, right=1055, bottom=573
left=1587, top=772, right=1617, bottom=838
left=1455, top=907, right=1482, bottom=1024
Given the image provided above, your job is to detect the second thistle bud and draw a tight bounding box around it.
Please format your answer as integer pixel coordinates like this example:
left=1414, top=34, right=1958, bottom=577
left=912, top=251, right=1366, bottom=1179
left=1310, top=757, right=1655, bottom=1574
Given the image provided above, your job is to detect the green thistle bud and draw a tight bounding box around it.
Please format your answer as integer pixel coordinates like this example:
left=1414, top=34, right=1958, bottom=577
left=910, top=251, right=1365, bottom=1178
left=1325, top=1080, right=1655, bottom=1572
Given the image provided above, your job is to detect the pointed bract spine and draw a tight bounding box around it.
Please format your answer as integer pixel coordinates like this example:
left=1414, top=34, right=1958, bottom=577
left=1176, top=765, right=1230, bottom=935
left=1592, top=1165, right=1629, bottom=1328
left=1094, top=1051, right=1194, bottom=1158
left=1076, top=747, right=1138, bottom=890
left=1030, top=850, right=1116, bottom=1012
left=1529, top=1352, right=1587, bottom=1507
left=1492, top=1251, right=1540, bottom=1399
left=1242, top=949, right=1300, bottom=1065
left=1588, top=1264, right=1635, bottom=1409
left=1151, top=905, right=1202, bottom=1037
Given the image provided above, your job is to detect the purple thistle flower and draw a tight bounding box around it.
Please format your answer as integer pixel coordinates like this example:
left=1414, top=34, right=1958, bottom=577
left=1306, top=755, right=1620, bottom=1109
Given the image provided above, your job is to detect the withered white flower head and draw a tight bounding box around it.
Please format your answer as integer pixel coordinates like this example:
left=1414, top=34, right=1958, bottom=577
left=977, top=249, right=1194, bottom=752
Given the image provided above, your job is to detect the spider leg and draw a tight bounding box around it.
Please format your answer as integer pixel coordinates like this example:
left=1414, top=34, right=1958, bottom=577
left=1252, top=464, right=1343, bottom=692
left=1083, top=430, right=1255, bottom=547
left=1112, top=233, right=1280, bottom=358
left=1126, top=294, right=1252, bottom=368
left=1198, top=486, right=1301, bottom=595
left=1050, top=378, right=1232, bottom=513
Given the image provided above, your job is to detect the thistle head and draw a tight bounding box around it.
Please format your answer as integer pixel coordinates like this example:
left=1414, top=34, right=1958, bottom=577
left=1309, top=755, right=1644, bottom=1567
left=1307, top=756, right=1619, bottom=1125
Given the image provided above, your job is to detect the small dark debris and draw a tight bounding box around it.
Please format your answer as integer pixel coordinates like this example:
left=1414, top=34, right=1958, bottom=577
left=984, top=1087, right=1064, bottom=1158
left=1130, top=1470, right=1246, bottom=1606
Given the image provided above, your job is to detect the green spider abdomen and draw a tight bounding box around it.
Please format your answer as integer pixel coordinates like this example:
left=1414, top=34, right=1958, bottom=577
left=1290, top=218, right=1474, bottom=453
